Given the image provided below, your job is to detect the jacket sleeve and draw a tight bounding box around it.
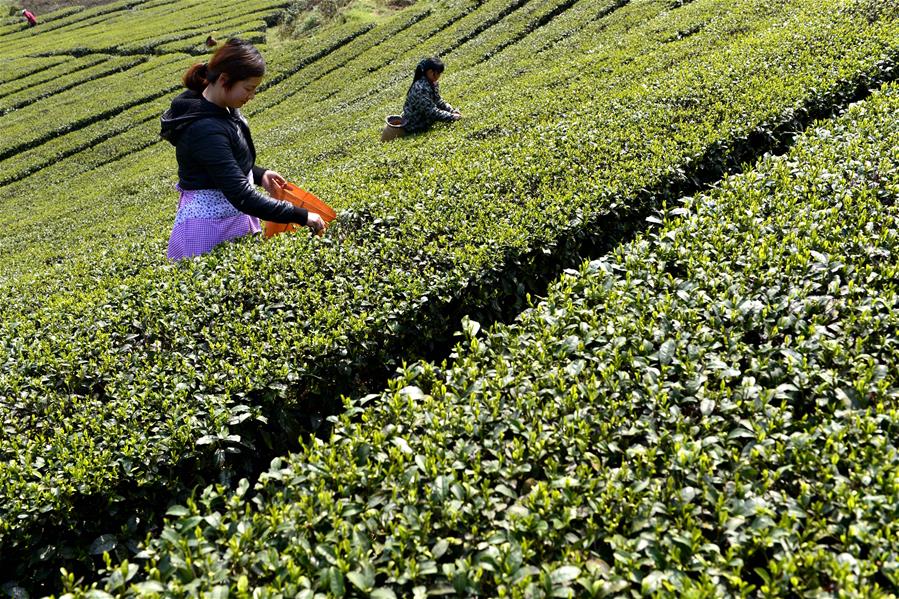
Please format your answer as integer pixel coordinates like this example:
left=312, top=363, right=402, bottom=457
left=185, top=125, right=307, bottom=225
left=252, top=165, right=267, bottom=184
left=434, top=90, right=454, bottom=114
left=409, top=81, right=456, bottom=123
left=423, top=89, right=456, bottom=123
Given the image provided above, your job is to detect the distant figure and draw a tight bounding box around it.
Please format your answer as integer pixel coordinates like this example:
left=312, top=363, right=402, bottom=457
left=160, top=38, right=325, bottom=260
left=402, top=57, right=461, bottom=134
left=205, top=35, right=218, bottom=48
left=22, top=9, right=37, bottom=27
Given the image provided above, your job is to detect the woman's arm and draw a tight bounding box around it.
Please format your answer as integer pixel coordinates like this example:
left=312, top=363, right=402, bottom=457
left=252, top=165, right=267, bottom=184
left=434, top=88, right=454, bottom=114
left=186, top=126, right=308, bottom=224
left=405, top=80, right=456, bottom=127
left=420, top=87, right=456, bottom=122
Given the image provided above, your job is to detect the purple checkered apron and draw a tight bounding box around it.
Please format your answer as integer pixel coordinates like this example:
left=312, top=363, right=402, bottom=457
left=167, top=172, right=261, bottom=261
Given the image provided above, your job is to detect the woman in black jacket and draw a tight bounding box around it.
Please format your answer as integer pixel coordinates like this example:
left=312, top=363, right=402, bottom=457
left=160, top=38, right=325, bottom=260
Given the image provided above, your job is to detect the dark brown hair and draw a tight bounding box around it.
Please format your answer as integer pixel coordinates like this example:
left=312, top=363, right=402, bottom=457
left=183, top=38, right=266, bottom=92
left=409, top=57, right=445, bottom=93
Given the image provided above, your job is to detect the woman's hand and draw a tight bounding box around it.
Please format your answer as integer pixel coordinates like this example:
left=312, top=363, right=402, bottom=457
left=307, top=212, right=326, bottom=233
left=261, top=170, right=286, bottom=194
left=451, top=110, right=462, bottom=121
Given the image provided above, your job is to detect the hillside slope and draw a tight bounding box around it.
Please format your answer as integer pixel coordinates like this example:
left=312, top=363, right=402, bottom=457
left=2, top=0, right=899, bottom=594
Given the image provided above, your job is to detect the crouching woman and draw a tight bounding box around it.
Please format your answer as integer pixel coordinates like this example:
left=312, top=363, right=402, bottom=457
left=160, top=38, right=324, bottom=261
left=402, top=57, right=461, bottom=134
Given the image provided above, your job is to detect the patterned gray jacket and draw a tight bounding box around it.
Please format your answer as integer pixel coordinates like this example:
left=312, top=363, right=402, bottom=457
left=402, top=78, right=456, bottom=133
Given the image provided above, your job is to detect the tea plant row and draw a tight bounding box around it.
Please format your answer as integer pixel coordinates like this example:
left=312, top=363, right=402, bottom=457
left=0, top=54, right=187, bottom=161
left=0, top=12, right=370, bottom=190
left=0, top=55, right=145, bottom=116
left=0, top=55, right=81, bottom=96
left=0, top=98, right=164, bottom=189
left=78, top=80, right=899, bottom=598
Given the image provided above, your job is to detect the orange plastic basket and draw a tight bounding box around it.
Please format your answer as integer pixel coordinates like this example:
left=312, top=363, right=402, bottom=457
left=264, top=181, right=337, bottom=238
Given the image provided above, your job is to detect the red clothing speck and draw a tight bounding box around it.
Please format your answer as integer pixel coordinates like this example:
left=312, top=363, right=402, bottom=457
left=23, top=10, right=37, bottom=26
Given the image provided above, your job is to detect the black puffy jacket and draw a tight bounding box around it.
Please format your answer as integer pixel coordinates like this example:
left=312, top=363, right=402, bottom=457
left=160, top=90, right=307, bottom=225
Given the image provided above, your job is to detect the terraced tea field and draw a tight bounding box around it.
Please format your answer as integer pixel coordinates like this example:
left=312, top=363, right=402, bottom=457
left=1, top=0, right=899, bottom=595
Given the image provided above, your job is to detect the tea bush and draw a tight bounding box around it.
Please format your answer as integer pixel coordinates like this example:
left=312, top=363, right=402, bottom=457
left=0, top=98, right=164, bottom=187
left=81, top=81, right=899, bottom=598
left=0, top=55, right=145, bottom=115
left=0, top=55, right=94, bottom=98
left=0, top=54, right=186, bottom=161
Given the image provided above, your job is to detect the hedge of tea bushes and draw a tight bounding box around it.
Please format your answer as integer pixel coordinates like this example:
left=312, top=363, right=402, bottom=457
left=0, top=55, right=90, bottom=98
left=249, top=0, right=475, bottom=114
left=263, top=19, right=377, bottom=75
left=0, top=55, right=147, bottom=115
left=448, top=0, right=583, bottom=71
left=0, top=99, right=165, bottom=189
left=257, top=21, right=379, bottom=93
left=0, top=0, right=161, bottom=52
left=82, top=82, right=899, bottom=598
left=4, top=0, right=899, bottom=588
left=0, top=0, right=288, bottom=58
left=0, top=54, right=188, bottom=161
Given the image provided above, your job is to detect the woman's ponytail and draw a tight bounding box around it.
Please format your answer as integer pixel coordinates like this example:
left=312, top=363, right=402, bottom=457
left=183, top=62, right=209, bottom=92
left=413, top=61, right=427, bottom=82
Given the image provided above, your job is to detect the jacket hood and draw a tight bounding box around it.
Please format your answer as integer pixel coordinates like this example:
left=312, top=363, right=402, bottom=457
left=160, top=89, right=229, bottom=145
